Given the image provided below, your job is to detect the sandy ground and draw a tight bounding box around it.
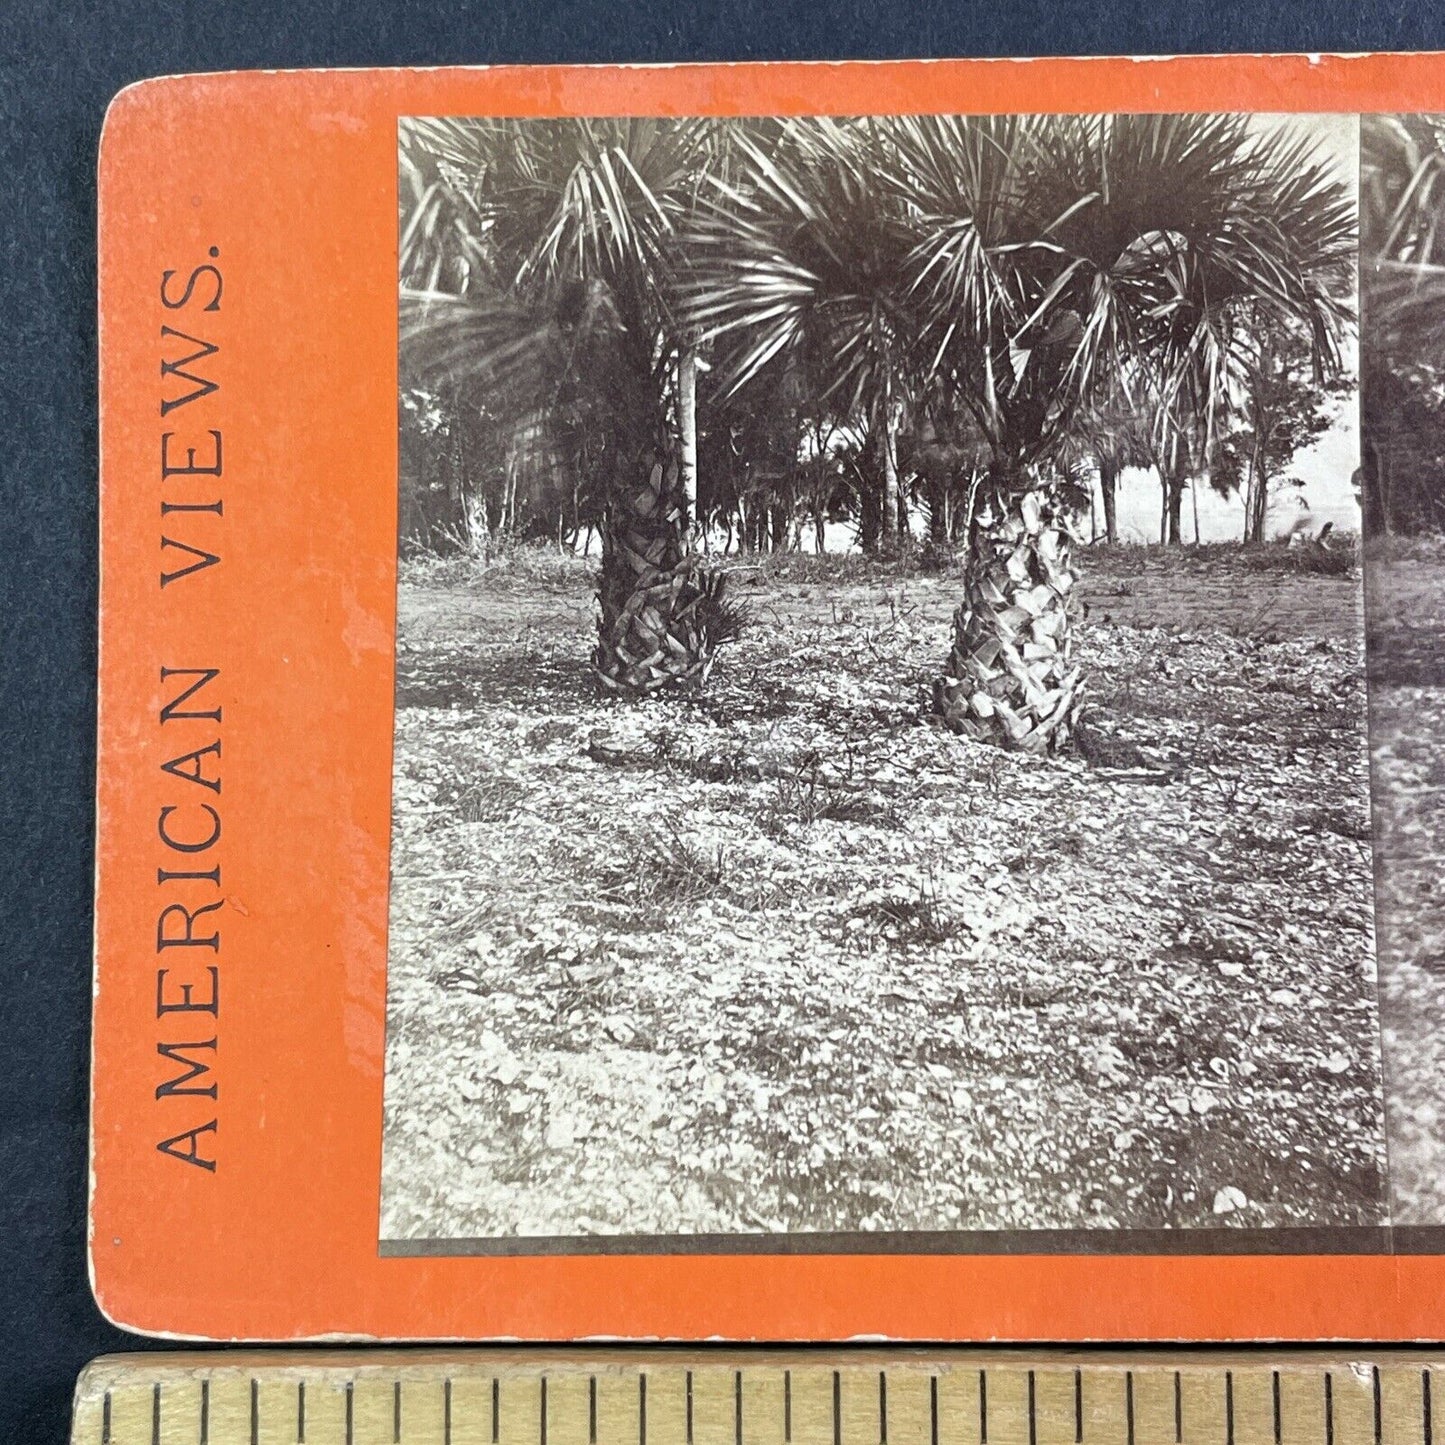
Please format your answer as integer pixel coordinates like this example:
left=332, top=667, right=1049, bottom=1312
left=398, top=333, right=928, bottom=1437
left=379, top=544, right=1387, bottom=1244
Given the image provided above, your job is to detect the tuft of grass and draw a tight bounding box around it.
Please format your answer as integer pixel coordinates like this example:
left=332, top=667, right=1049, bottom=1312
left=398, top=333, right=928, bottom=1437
left=859, top=892, right=948, bottom=947
left=598, top=816, right=737, bottom=913
left=855, top=869, right=948, bottom=947
left=763, top=769, right=902, bottom=835
left=430, top=767, right=520, bottom=825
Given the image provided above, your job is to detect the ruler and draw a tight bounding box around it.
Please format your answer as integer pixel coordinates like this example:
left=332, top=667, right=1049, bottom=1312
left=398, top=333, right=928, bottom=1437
left=73, top=1352, right=1443, bottom=1445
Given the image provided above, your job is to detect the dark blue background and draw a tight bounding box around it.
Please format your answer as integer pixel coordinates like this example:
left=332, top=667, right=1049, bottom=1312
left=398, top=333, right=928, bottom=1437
left=2, top=3, right=1441, bottom=1440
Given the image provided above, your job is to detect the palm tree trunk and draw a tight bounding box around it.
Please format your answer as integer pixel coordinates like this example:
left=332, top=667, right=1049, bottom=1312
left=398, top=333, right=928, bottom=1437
left=933, top=476, right=1084, bottom=754
left=770, top=496, right=789, bottom=552
left=1244, top=446, right=1270, bottom=543
left=1242, top=448, right=1259, bottom=542
left=928, top=474, right=950, bottom=545
left=1098, top=458, right=1119, bottom=543
left=677, top=346, right=698, bottom=533
left=880, top=395, right=900, bottom=547
left=594, top=449, right=731, bottom=694
left=1164, top=469, right=1186, bottom=545
left=858, top=456, right=882, bottom=554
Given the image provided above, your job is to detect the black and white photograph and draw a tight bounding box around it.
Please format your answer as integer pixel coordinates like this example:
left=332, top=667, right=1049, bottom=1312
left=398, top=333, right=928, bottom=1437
left=378, top=111, right=1389, bottom=1250
left=1360, top=113, right=1445, bottom=1230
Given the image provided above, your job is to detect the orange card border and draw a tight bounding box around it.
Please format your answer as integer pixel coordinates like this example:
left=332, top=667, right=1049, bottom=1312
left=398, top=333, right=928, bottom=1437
left=93, top=54, right=1445, bottom=1342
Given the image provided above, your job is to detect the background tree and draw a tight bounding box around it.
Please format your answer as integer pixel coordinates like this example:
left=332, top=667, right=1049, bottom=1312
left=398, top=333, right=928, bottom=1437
left=1209, top=313, right=1353, bottom=542
left=904, top=390, right=993, bottom=547
left=1058, top=384, right=1156, bottom=543
left=399, top=116, right=740, bottom=694
left=684, top=119, right=920, bottom=555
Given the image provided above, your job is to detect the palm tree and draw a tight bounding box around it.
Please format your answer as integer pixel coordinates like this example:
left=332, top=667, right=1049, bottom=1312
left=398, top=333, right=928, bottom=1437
left=901, top=113, right=1354, bottom=750
left=683, top=119, right=921, bottom=554
left=398, top=116, right=739, bottom=694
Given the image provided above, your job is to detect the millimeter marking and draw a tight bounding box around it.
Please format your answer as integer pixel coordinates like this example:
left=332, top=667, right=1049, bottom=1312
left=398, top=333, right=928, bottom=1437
left=72, top=1352, right=1445, bottom=1445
